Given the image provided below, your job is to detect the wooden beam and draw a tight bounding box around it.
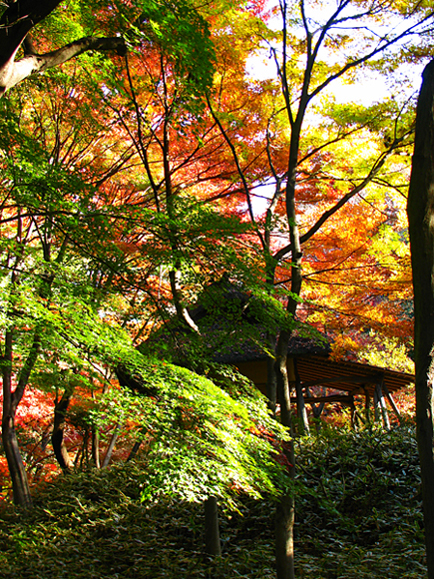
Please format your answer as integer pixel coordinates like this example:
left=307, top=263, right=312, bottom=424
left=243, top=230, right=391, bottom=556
left=374, top=387, right=381, bottom=422
left=290, top=394, right=355, bottom=405
left=301, top=372, right=383, bottom=389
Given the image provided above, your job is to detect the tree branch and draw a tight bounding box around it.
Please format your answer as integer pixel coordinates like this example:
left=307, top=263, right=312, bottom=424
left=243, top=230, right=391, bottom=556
left=0, top=35, right=127, bottom=93
left=273, top=132, right=410, bottom=262
left=0, top=0, right=63, bottom=68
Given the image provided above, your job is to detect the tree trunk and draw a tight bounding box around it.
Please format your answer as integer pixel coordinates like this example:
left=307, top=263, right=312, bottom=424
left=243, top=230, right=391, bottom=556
left=267, top=351, right=277, bottom=416
left=92, top=428, right=101, bottom=468
left=275, top=491, right=295, bottom=579
left=407, top=57, right=434, bottom=579
left=1, top=387, right=32, bottom=508
left=204, top=496, right=221, bottom=556
left=274, top=329, right=296, bottom=579
left=1, top=330, right=35, bottom=508
left=102, top=424, right=121, bottom=468
left=52, top=389, right=73, bottom=473
left=273, top=116, right=303, bottom=578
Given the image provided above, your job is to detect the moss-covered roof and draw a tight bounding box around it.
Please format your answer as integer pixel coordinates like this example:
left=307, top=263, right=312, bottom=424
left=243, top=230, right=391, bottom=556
left=143, top=279, right=330, bottom=363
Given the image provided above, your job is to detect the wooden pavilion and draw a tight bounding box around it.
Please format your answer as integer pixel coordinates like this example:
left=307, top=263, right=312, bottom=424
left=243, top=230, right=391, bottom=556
left=147, top=279, right=414, bottom=429
left=232, top=350, right=413, bottom=431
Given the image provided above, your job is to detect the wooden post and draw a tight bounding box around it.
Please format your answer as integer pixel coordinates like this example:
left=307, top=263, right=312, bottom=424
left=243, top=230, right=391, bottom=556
left=295, top=381, right=310, bottom=433
left=374, top=387, right=381, bottom=423
left=382, top=382, right=402, bottom=424
left=350, top=394, right=356, bottom=429
left=375, top=382, right=391, bottom=430
left=305, top=385, right=324, bottom=432
left=363, top=386, right=371, bottom=427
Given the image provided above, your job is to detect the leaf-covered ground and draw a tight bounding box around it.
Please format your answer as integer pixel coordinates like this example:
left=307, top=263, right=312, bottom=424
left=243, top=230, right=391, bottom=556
left=0, top=425, right=425, bottom=578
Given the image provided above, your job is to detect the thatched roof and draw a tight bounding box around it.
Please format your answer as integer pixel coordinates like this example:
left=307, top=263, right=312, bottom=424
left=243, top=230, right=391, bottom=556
left=144, top=279, right=330, bottom=363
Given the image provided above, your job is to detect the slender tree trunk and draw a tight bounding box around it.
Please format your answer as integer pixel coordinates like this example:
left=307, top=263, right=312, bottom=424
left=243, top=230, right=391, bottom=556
left=1, top=328, right=40, bottom=508
left=274, top=336, right=296, bottom=579
left=407, top=57, right=434, bottom=579
left=52, top=389, right=73, bottom=473
left=204, top=496, right=222, bottom=556
left=92, top=428, right=101, bottom=468
left=102, top=424, right=121, bottom=468
left=274, top=310, right=297, bottom=579
left=2, top=364, right=32, bottom=507
left=91, top=389, right=101, bottom=468
left=267, top=355, right=277, bottom=416
left=273, top=112, right=304, bottom=579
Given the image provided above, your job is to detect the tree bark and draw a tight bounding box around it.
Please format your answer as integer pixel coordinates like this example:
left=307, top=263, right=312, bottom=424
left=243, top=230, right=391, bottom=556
left=1, top=330, right=32, bottom=508
left=2, top=378, right=32, bottom=507
left=407, top=57, right=434, bottom=579
left=101, top=424, right=121, bottom=468
left=52, top=390, right=73, bottom=473
left=267, top=354, right=277, bottom=416
left=204, top=496, right=221, bottom=556
left=0, top=0, right=126, bottom=93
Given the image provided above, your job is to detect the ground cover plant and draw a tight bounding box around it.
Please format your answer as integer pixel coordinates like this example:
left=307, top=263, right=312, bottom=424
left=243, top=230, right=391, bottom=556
left=0, top=424, right=424, bottom=578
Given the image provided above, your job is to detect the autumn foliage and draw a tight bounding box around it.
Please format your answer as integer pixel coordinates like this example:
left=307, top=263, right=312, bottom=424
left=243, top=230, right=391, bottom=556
left=0, top=0, right=425, bottom=518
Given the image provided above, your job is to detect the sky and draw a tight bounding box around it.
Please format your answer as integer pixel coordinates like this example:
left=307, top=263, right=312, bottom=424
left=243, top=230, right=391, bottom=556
left=245, top=0, right=429, bottom=107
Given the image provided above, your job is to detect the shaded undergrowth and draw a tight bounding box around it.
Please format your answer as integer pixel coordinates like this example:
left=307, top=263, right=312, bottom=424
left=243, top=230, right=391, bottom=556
left=0, top=425, right=425, bottom=578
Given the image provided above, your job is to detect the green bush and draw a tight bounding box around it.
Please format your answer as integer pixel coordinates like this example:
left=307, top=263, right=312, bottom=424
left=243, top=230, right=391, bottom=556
left=0, top=425, right=426, bottom=578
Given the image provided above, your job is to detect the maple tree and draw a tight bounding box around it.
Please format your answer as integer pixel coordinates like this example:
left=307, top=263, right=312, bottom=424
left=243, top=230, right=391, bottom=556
left=202, top=2, right=431, bottom=576
left=0, top=0, right=217, bottom=95
left=0, top=0, right=427, bottom=575
left=0, top=82, right=129, bottom=505
left=0, top=0, right=274, bottom=511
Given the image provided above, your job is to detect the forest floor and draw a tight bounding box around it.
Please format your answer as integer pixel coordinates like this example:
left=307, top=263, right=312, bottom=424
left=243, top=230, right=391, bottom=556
left=0, top=425, right=425, bottom=579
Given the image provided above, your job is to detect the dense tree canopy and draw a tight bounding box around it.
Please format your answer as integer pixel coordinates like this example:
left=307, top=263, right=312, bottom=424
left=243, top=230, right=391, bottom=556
left=0, top=0, right=429, bottom=577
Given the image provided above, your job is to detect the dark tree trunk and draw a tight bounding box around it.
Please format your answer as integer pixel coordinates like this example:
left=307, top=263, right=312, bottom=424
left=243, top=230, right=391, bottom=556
left=126, top=440, right=141, bottom=462
left=1, top=329, right=40, bottom=508
left=273, top=118, right=304, bottom=579
left=204, top=496, right=221, bottom=556
left=52, top=389, right=73, bottom=473
left=2, top=373, right=32, bottom=508
left=407, top=58, right=434, bottom=579
left=274, top=331, right=296, bottom=579
left=267, top=350, right=277, bottom=416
